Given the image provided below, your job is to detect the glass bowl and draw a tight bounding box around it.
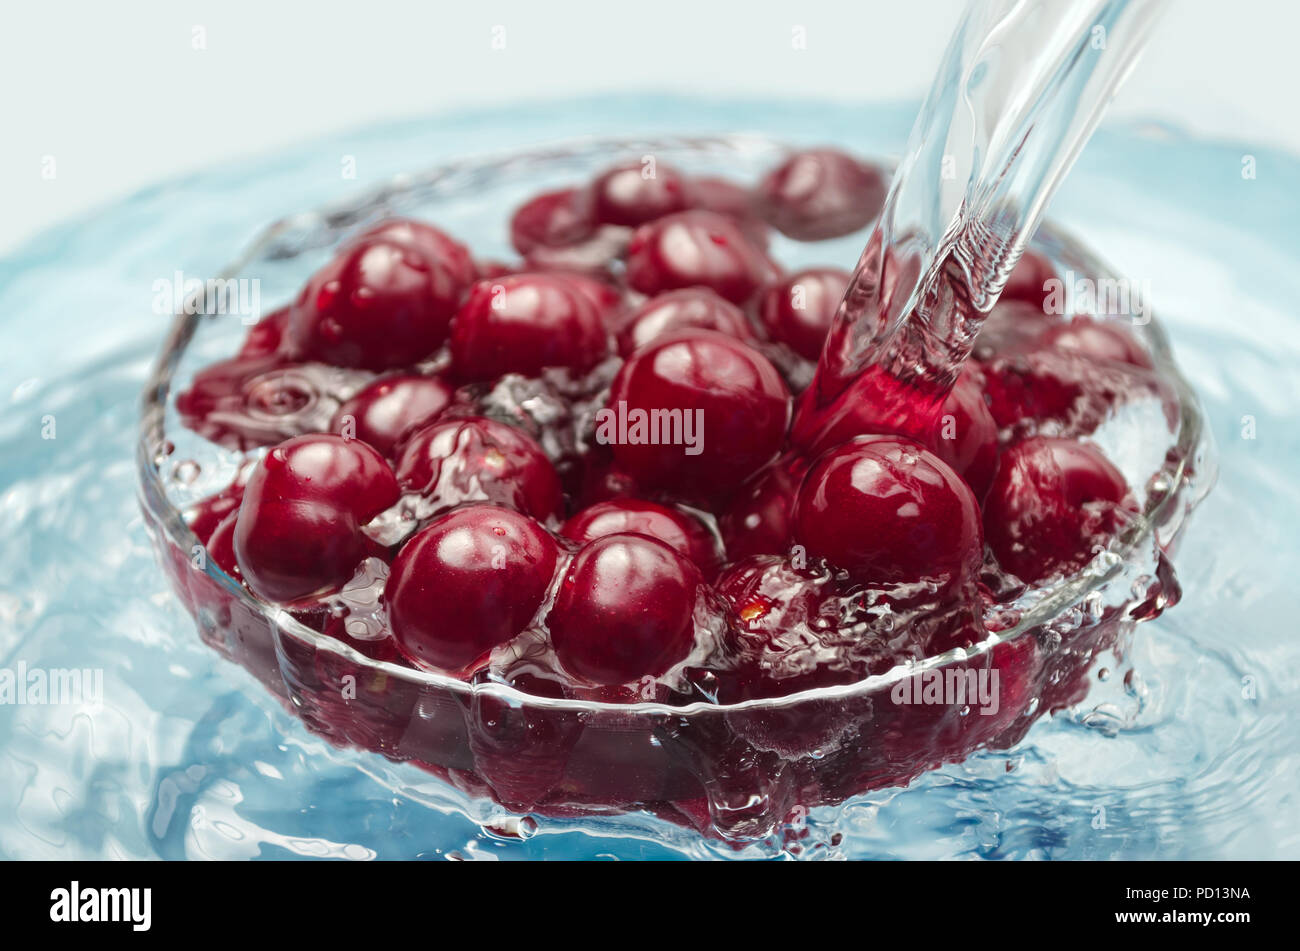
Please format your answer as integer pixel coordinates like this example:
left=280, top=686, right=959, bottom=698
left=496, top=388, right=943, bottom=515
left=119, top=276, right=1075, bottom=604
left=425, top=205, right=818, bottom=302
left=136, top=135, right=1214, bottom=843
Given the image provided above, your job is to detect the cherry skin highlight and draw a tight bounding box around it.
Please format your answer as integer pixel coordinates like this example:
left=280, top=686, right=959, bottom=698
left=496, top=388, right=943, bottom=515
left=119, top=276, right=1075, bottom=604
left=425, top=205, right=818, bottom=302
left=617, top=288, right=756, bottom=356
left=983, top=436, right=1132, bottom=583
left=756, top=267, right=851, bottom=361
left=357, top=218, right=476, bottom=286
left=604, top=330, right=791, bottom=500
left=548, top=533, right=702, bottom=686
left=589, top=160, right=690, bottom=227
left=387, top=505, right=559, bottom=672
left=233, top=434, right=399, bottom=603
left=625, top=210, right=775, bottom=305
left=510, top=188, right=596, bottom=255
left=394, top=416, right=562, bottom=521
left=791, top=435, right=983, bottom=587
left=330, top=374, right=454, bottom=457
left=449, top=273, right=610, bottom=380
left=561, top=499, right=720, bottom=577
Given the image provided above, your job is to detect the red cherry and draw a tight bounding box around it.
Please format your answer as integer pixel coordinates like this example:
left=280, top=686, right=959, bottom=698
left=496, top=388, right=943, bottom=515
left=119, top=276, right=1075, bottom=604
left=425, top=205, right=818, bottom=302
left=792, top=364, right=998, bottom=500
left=573, top=451, right=642, bottom=509
left=206, top=512, right=243, bottom=581
left=718, top=456, right=807, bottom=560
left=625, top=210, right=776, bottom=305
left=561, top=499, right=720, bottom=577
left=756, top=148, right=886, bottom=241
left=756, top=267, right=851, bottom=361
left=548, top=533, right=701, bottom=685
left=387, top=505, right=559, bottom=672
left=547, top=271, right=628, bottom=329
left=510, top=187, right=597, bottom=255
left=358, top=218, right=476, bottom=283
left=394, top=416, right=562, bottom=520
left=616, top=288, right=756, bottom=356
left=186, top=467, right=252, bottom=544
left=449, top=273, right=610, bottom=380
left=233, top=435, right=399, bottom=603
left=791, top=435, right=983, bottom=586
left=1038, top=316, right=1153, bottom=368
left=932, top=368, right=1000, bottom=502
left=999, top=250, right=1056, bottom=313
left=983, top=436, right=1132, bottom=583
left=980, top=348, right=1174, bottom=438
left=329, top=374, right=454, bottom=457
left=604, top=330, right=791, bottom=499
left=288, top=230, right=473, bottom=370
left=589, top=160, right=689, bottom=227
left=510, top=187, right=628, bottom=272
left=237, top=307, right=291, bottom=359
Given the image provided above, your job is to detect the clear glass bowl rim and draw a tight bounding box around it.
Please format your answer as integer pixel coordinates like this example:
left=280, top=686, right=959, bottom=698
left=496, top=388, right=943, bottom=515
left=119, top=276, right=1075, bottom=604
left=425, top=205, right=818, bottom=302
left=135, top=132, right=1210, bottom=718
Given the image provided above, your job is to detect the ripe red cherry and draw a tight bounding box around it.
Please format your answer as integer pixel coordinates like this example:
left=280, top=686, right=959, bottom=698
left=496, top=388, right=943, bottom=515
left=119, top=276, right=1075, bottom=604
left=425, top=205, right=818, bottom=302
left=589, top=160, right=689, bottom=227
left=718, top=456, right=807, bottom=560
left=1000, top=249, right=1056, bottom=312
left=186, top=465, right=252, bottom=543
left=756, top=148, right=887, bottom=240
left=561, top=499, right=720, bottom=577
left=1038, top=316, right=1153, bottom=368
left=509, top=187, right=628, bottom=272
left=791, top=364, right=998, bottom=500
left=287, top=231, right=473, bottom=370
left=756, top=267, right=851, bottom=361
left=358, top=218, right=476, bottom=283
left=932, top=368, right=1000, bottom=502
left=983, top=436, right=1132, bottom=583
left=548, top=533, right=701, bottom=685
left=605, top=330, right=791, bottom=499
left=233, top=435, right=400, bottom=603
left=449, top=273, right=610, bottom=380
left=205, top=512, right=243, bottom=581
left=510, top=188, right=595, bottom=254
left=625, top=210, right=776, bottom=305
left=387, top=505, right=559, bottom=672
left=791, top=435, right=983, bottom=586
left=617, top=288, right=756, bottom=356
left=547, top=271, right=627, bottom=328
left=238, top=307, right=291, bottom=359
left=394, top=416, right=562, bottom=520
left=330, top=374, right=454, bottom=457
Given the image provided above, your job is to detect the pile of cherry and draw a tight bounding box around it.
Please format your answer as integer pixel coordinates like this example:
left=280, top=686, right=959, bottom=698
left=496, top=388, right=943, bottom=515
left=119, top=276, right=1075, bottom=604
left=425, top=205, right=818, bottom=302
left=179, top=147, right=1171, bottom=708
